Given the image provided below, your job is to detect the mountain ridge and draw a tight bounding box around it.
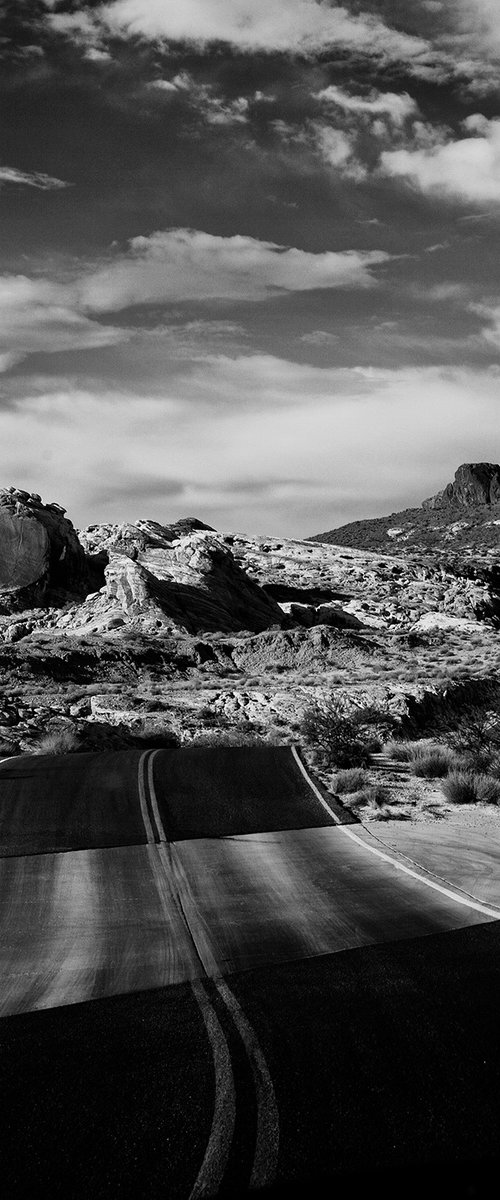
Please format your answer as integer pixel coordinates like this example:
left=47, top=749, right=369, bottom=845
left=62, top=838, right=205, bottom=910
left=310, top=463, right=500, bottom=562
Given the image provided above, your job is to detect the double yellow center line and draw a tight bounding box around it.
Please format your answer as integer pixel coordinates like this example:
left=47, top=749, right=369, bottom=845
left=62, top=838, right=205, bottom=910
left=137, top=749, right=168, bottom=844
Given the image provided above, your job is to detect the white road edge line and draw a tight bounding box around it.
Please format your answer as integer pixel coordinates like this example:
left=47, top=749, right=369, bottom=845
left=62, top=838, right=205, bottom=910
left=291, top=745, right=340, bottom=824
left=147, top=749, right=168, bottom=842
left=137, top=751, right=156, bottom=845
left=189, top=982, right=236, bottom=1200
left=292, top=746, right=500, bottom=920
left=342, top=827, right=500, bottom=921
left=216, top=980, right=280, bottom=1191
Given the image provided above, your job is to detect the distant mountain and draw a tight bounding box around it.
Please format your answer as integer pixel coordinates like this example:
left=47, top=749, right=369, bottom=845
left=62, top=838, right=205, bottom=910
left=310, top=464, right=500, bottom=563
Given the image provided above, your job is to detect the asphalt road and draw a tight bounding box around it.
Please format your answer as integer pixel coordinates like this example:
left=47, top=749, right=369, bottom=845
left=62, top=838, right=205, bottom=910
left=0, top=745, right=345, bottom=858
left=1, top=923, right=500, bottom=1198
left=0, top=746, right=499, bottom=1195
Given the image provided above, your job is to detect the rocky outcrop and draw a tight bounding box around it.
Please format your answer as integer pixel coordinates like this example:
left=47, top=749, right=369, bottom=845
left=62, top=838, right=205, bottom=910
left=422, top=463, right=500, bottom=510
left=56, top=532, right=283, bottom=635
left=78, top=516, right=214, bottom=558
left=0, top=487, right=90, bottom=612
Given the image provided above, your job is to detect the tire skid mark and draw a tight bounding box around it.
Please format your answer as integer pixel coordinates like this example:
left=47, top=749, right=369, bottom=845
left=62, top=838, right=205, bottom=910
left=189, top=981, right=236, bottom=1200
left=159, top=843, right=219, bottom=977
left=216, top=980, right=280, bottom=1191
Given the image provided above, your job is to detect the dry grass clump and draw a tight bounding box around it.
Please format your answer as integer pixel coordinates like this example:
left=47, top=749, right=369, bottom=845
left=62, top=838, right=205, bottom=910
left=333, top=767, right=370, bottom=793
left=384, top=737, right=437, bottom=762
left=347, top=782, right=390, bottom=810
left=33, top=728, right=80, bottom=755
left=410, top=745, right=456, bottom=778
left=441, top=770, right=500, bottom=805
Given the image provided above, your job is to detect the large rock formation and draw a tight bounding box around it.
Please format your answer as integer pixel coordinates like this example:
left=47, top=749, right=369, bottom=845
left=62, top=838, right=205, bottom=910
left=0, top=487, right=90, bottom=612
left=422, top=463, right=500, bottom=510
left=58, top=531, right=283, bottom=635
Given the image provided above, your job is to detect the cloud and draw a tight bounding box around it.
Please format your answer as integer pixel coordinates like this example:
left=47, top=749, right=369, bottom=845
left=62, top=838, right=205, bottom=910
left=380, top=117, right=500, bottom=204
left=452, top=1, right=500, bottom=54
left=0, top=230, right=389, bottom=371
left=316, top=85, right=418, bottom=127
left=0, top=166, right=71, bottom=190
left=79, top=229, right=390, bottom=312
left=0, top=275, right=126, bottom=370
left=146, top=73, right=250, bottom=125
left=470, top=301, right=500, bottom=347
left=301, top=330, right=340, bottom=346
left=46, top=0, right=431, bottom=62
left=312, top=124, right=366, bottom=179
left=4, top=358, right=500, bottom=534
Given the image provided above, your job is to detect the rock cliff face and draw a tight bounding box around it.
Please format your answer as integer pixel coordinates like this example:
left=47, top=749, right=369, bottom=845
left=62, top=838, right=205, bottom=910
left=422, top=463, right=500, bottom=510
left=0, top=487, right=90, bottom=612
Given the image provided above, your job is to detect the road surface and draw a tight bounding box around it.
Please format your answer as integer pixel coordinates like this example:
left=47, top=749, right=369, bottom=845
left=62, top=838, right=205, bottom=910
left=0, top=745, right=499, bottom=1195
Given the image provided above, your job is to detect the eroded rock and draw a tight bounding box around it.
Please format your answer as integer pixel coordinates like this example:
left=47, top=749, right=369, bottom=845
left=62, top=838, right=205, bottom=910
left=0, top=488, right=90, bottom=612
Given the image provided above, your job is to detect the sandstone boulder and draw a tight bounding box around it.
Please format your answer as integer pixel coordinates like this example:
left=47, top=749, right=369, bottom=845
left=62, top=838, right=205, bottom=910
left=0, top=487, right=90, bottom=612
left=409, top=612, right=480, bottom=634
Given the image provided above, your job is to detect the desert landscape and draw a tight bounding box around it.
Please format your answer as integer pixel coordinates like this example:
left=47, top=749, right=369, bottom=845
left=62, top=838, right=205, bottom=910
left=3, top=4, right=500, bottom=1190
left=1, top=462, right=500, bottom=829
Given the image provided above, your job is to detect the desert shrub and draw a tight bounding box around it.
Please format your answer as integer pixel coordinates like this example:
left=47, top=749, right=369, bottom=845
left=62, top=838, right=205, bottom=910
left=384, top=738, right=416, bottom=761
left=299, top=698, right=372, bottom=768
left=410, top=745, right=456, bottom=778
left=347, top=783, right=390, bottom=808
left=440, top=770, right=499, bottom=805
left=33, top=728, right=80, bottom=756
left=347, top=783, right=392, bottom=820
left=333, top=767, right=370, bottom=794
left=472, top=774, right=500, bottom=804
left=445, top=712, right=500, bottom=769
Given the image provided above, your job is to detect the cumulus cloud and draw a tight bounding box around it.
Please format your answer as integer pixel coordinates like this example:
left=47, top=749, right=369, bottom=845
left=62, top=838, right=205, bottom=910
left=0, top=275, right=126, bottom=370
left=316, top=85, right=418, bottom=126
left=46, top=0, right=431, bottom=62
left=380, top=117, right=500, bottom=204
left=4, top=358, right=500, bottom=534
left=0, top=166, right=71, bottom=190
left=79, top=229, right=390, bottom=312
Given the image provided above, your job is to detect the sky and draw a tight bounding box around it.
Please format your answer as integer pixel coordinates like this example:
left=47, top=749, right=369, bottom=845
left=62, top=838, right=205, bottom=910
left=1, top=1, right=500, bottom=537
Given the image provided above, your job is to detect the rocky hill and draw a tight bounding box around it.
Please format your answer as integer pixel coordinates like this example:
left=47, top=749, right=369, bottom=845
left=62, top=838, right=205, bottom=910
left=310, top=464, right=500, bottom=567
